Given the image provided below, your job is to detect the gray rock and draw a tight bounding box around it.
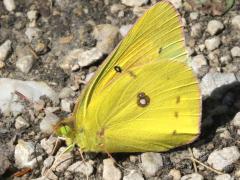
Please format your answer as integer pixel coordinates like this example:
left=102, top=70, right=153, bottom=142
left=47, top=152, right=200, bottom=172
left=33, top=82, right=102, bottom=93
left=169, top=169, right=181, bottom=180
left=40, top=112, right=60, bottom=134
left=25, top=27, right=42, bottom=41
left=93, top=24, right=119, bottom=54
left=43, top=156, right=55, bottom=168
left=61, top=99, right=73, bottom=112
left=120, top=24, right=133, bottom=37
left=191, top=23, right=203, bottom=38
left=207, top=146, right=240, bottom=171
left=59, top=87, right=74, bottom=99
left=181, top=173, right=203, bottom=180
left=60, top=49, right=84, bottom=70
left=232, top=112, right=240, bottom=127
left=190, top=12, right=199, bottom=20
left=51, top=147, right=73, bottom=172
left=232, top=15, right=240, bottom=30
left=231, top=46, right=240, bottom=57
left=190, top=54, right=207, bottom=74
left=168, top=0, right=182, bottom=8
left=192, top=148, right=202, bottom=159
left=16, top=55, right=35, bottom=73
left=3, top=0, right=16, bottom=11
left=207, top=20, right=224, bottom=35
left=141, top=152, right=163, bottom=177
left=220, top=55, right=232, bottom=65
left=110, top=4, right=125, bottom=13
left=121, top=0, right=148, bottom=7
left=77, top=48, right=103, bottom=67
left=103, top=158, right=121, bottom=180
left=123, top=171, right=144, bottom=180
left=27, top=10, right=38, bottom=21
left=205, top=36, right=221, bottom=51
left=15, top=139, right=43, bottom=168
left=40, top=136, right=58, bottom=154
left=0, top=153, right=10, bottom=176
left=0, top=40, right=12, bottom=62
left=15, top=116, right=30, bottom=129
left=201, top=72, right=236, bottom=96
left=67, top=160, right=94, bottom=176
left=214, top=174, right=233, bottom=180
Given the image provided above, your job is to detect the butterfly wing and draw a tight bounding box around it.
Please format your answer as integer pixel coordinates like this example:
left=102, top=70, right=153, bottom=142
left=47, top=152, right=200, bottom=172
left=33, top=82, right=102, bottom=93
left=71, top=1, right=201, bottom=152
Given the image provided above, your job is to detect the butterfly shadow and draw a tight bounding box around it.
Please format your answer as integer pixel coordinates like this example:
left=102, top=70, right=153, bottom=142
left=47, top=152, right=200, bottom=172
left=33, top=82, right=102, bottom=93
left=193, top=81, right=240, bottom=147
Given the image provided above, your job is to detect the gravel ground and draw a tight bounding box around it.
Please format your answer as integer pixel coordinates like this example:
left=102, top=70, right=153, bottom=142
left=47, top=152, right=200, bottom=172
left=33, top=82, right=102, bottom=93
left=0, top=0, right=240, bottom=179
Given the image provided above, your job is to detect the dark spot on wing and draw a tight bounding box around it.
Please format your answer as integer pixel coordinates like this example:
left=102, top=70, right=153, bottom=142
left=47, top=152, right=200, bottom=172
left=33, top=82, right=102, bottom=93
left=114, top=66, right=122, bottom=73
left=159, top=47, right=162, bottom=54
left=176, top=96, right=180, bottom=104
left=137, top=92, right=150, bottom=107
left=128, top=71, right=137, bottom=78
left=174, top=112, right=179, bottom=118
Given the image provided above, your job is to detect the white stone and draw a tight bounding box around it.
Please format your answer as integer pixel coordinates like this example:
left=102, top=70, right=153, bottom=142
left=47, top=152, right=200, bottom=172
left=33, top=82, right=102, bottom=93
left=232, top=15, right=240, bottom=30
left=93, top=24, right=119, bottom=54
left=207, top=20, right=224, bottom=35
left=27, top=10, right=38, bottom=21
left=201, top=72, right=236, bottom=96
left=43, top=156, right=55, bottom=168
left=231, top=46, right=240, bottom=57
left=15, top=116, right=29, bottom=129
left=181, top=173, right=203, bottom=180
left=59, top=87, right=73, bottom=99
left=0, top=78, right=58, bottom=115
left=141, top=152, right=163, bottom=177
left=169, top=0, right=182, bottom=8
left=192, top=148, right=202, bottom=159
left=60, top=49, right=84, bottom=70
left=123, top=171, right=144, bottom=180
left=61, top=99, right=73, bottom=112
left=205, top=36, right=221, bottom=51
left=169, top=169, right=181, bottom=180
left=25, top=27, right=41, bottom=41
left=232, top=112, right=240, bottom=127
left=0, top=40, right=12, bottom=61
left=3, top=0, right=16, bottom=11
left=103, top=158, right=121, bottom=180
left=15, top=139, right=43, bottom=168
left=190, top=54, right=207, bottom=74
left=40, top=112, right=60, bottom=134
left=214, top=174, right=233, bottom=180
left=40, top=136, right=58, bottom=154
left=67, top=160, right=94, bottom=176
left=190, top=12, right=199, bottom=20
left=121, top=0, right=148, bottom=7
left=16, top=55, right=35, bottom=73
left=191, top=23, right=203, bottom=38
left=120, top=24, right=133, bottom=37
left=110, top=4, right=125, bottom=13
left=207, top=146, right=240, bottom=171
left=77, top=48, right=103, bottom=67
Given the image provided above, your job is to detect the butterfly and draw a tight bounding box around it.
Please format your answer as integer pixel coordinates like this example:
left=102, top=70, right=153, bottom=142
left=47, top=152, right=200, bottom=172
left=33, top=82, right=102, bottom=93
left=56, top=0, right=202, bottom=153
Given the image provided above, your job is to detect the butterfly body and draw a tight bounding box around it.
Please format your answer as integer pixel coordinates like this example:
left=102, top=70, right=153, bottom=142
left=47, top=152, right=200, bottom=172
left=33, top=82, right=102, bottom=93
left=57, top=1, right=202, bottom=153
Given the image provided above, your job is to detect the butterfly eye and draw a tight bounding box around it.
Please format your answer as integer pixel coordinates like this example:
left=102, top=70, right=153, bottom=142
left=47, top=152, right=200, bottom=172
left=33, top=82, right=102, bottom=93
left=114, top=66, right=122, bottom=73
left=137, top=92, right=150, bottom=107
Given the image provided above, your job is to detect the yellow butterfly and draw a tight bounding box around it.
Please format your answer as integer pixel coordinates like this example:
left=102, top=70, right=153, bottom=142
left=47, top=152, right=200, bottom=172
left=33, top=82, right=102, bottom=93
left=56, top=1, right=202, bottom=153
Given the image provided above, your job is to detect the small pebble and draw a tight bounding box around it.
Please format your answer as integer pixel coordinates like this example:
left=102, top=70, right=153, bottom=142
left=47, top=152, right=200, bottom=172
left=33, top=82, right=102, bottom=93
left=205, top=36, right=221, bottom=51
left=40, top=112, right=60, bottom=134
left=77, top=48, right=103, bottom=67
left=0, top=40, right=12, bottom=62
left=59, top=87, right=74, bottom=99
left=3, top=0, right=16, bottom=11
left=232, top=15, right=240, bottom=30
left=190, top=12, right=199, bottom=20
left=61, top=99, right=73, bottom=112
left=169, top=169, right=181, bottom=180
left=110, top=4, right=125, bottom=14
left=214, top=174, right=233, bottom=180
left=40, top=136, right=57, bottom=154
left=120, top=24, right=133, bottom=37
left=181, top=173, right=203, bottom=180
left=207, top=20, right=224, bottom=35
left=191, top=23, right=203, bottom=38
left=231, top=46, right=240, bottom=57
left=25, top=27, right=42, bottom=41
left=168, top=0, right=182, bottom=8
left=15, top=116, right=30, bottom=129
left=27, top=10, right=38, bottom=21
left=43, top=156, right=55, bottom=168
left=103, top=158, right=121, bottom=180
left=231, top=112, right=240, bottom=127
left=141, top=152, right=163, bottom=177
left=67, top=160, right=94, bottom=176
left=190, top=54, right=207, bottom=74
left=123, top=171, right=144, bottom=180
left=207, top=146, right=240, bottom=171
left=121, top=0, right=148, bottom=7
left=16, top=55, right=35, bottom=73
